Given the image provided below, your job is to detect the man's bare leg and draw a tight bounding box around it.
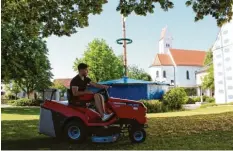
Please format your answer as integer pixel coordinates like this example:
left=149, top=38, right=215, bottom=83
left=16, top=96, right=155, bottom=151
left=98, top=94, right=106, bottom=112
left=94, top=93, right=113, bottom=121
left=94, top=94, right=104, bottom=117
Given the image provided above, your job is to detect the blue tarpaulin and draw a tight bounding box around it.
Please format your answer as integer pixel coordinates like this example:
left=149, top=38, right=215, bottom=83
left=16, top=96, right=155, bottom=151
left=98, top=76, right=166, bottom=85
left=88, top=77, right=169, bottom=100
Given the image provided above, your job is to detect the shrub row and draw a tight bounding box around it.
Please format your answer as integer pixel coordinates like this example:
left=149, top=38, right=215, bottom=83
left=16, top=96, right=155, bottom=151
left=185, top=96, right=215, bottom=104
left=141, top=87, right=188, bottom=113
left=7, top=98, right=41, bottom=106
left=141, top=88, right=216, bottom=113
left=140, top=100, right=168, bottom=113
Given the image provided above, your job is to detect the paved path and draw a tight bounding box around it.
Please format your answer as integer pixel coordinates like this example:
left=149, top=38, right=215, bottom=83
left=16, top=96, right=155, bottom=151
left=1, top=104, right=12, bottom=108
left=183, top=103, right=201, bottom=110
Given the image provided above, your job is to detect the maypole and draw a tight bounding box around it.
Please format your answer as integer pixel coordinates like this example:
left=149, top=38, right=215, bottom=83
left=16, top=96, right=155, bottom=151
left=116, top=15, right=132, bottom=77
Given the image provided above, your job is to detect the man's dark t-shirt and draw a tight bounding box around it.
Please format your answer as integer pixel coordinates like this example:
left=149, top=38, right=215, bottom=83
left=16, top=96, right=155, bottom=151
left=70, top=75, right=91, bottom=91
left=70, top=75, right=91, bottom=100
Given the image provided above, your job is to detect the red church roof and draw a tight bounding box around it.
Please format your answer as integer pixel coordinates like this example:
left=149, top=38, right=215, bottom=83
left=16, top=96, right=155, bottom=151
left=170, top=49, right=206, bottom=66
left=152, top=54, right=173, bottom=66
left=151, top=48, right=206, bottom=67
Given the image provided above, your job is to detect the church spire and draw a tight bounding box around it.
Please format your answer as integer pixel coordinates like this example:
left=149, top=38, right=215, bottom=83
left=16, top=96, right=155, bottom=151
left=159, top=26, right=173, bottom=54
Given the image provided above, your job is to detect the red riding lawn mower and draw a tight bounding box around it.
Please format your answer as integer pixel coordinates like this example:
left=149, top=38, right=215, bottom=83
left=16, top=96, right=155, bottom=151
left=39, top=88, right=148, bottom=143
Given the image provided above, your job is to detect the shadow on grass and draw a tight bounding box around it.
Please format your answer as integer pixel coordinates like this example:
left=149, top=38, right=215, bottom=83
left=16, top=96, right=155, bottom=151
left=2, top=119, right=233, bottom=150
left=1, top=107, right=40, bottom=115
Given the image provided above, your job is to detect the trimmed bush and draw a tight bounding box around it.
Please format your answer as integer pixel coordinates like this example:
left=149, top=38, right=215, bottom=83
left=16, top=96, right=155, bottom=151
left=185, top=97, right=202, bottom=104
left=140, top=100, right=167, bottom=113
left=7, top=98, right=40, bottom=106
left=193, top=97, right=201, bottom=102
left=184, top=88, right=197, bottom=96
left=205, top=97, right=215, bottom=103
left=185, top=97, right=195, bottom=104
left=203, top=95, right=208, bottom=102
left=163, top=87, right=187, bottom=110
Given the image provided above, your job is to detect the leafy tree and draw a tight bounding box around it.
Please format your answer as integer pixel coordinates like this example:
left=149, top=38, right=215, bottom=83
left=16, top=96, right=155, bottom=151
left=128, top=65, right=152, bottom=81
left=2, top=0, right=231, bottom=38
left=14, top=38, right=53, bottom=98
left=52, top=81, right=67, bottom=97
left=202, top=49, right=214, bottom=90
left=1, top=24, right=53, bottom=83
left=73, top=39, right=124, bottom=82
left=11, top=82, right=21, bottom=99
left=204, top=49, right=213, bottom=65
left=1, top=0, right=105, bottom=81
left=4, top=81, right=21, bottom=100
left=186, top=0, right=233, bottom=27
left=1, top=0, right=107, bottom=37
left=202, top=64, right=214, bottom=90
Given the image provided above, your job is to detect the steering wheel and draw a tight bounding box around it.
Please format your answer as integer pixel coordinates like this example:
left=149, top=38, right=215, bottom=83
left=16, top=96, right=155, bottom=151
left=96, top=88, right=110, bottom=101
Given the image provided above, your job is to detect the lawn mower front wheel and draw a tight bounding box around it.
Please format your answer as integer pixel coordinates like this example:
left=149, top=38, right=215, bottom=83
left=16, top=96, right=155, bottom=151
left=129, top=128, right=146, bottom=143
left=64, top=120, right=87, bottom=143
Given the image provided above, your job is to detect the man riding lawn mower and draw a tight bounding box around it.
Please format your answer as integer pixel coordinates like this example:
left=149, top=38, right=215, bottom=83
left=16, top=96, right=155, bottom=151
left=70, top=63, right=113, bottom=121
left=38, top=63, right=148, bottom=143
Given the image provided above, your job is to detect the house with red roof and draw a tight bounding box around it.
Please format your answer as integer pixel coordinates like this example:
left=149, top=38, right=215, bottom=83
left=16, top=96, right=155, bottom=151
left=53, top=79, right=72, bottom=88
left=149, top=26, right=206, bottom=88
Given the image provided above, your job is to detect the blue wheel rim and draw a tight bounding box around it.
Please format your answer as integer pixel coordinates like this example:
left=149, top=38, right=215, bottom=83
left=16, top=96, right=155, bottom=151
left=133, top=131, right=143, bottom=141
left=68, top=126, right=80, bottom=139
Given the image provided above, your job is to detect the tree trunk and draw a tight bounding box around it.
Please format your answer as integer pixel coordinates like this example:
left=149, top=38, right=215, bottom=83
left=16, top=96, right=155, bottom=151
left=34, top=92, right=37, bottom=100
left=27, top=90, right=30, bottom=99
left=15, top=93, right=18, bottom=100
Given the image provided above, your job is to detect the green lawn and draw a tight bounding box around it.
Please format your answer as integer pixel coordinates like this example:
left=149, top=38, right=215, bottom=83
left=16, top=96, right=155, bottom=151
left=1, top=106, right=233, bottom=150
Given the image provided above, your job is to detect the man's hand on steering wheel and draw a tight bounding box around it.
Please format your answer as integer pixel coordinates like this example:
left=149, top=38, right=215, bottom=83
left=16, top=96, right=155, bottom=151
left=101, top=85, right=110, bottom=89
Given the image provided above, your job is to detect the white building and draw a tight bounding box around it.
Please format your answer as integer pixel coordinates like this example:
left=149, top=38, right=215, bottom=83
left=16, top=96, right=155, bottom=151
left=212, top=18, right=233, bottom=104
left=195, top=65, right=213, bottom=97
left=149, top=26, right=206, bottom=88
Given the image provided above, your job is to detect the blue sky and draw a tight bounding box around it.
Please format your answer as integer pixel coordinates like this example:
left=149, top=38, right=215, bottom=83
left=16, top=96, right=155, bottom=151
left=46, top=0, right=219, bottom=79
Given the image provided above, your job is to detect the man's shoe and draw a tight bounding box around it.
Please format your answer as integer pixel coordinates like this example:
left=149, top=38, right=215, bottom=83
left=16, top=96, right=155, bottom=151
left=102, top=113, right=113, bottom=121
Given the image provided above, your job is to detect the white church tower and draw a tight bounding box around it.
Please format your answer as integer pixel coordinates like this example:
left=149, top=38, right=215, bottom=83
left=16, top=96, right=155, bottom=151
left=159, top=26, right=173, bottom=54
left=212, top=16, right=233, bottom=104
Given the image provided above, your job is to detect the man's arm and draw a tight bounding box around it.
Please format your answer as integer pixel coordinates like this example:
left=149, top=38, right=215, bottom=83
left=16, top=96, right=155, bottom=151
left=89, top=82, right=109, bottom=89
left=71, top=86, right=93, bottom=96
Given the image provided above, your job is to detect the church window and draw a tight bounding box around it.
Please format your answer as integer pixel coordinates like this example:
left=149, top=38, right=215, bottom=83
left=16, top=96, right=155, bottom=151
left=163, top=71, right=166, bottom=78
left=224, top=39, right=229, bottom=44
left=219, top=89, right=224, bottom=93
left=226, top=67, right=232, bottom=71
left=186, top=70, right=190, bottom=80
left=166, top=44, right=170, bottom=47
left=216, top=54, right=221, bottom=58
left=218, top=81, right=223, bottom=84
left=217, top=63, right=222, bottom=67
left=227, top=76, right=232, bottom=80
left=223, top=30, right=228, bottom=35
left=228, top=95, right=233, bottom=99
left=225, top=57, right=230, bottom=62
left=224, top=48, right=230, bottom=53
left=156, top=71, right=159, bottom=78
